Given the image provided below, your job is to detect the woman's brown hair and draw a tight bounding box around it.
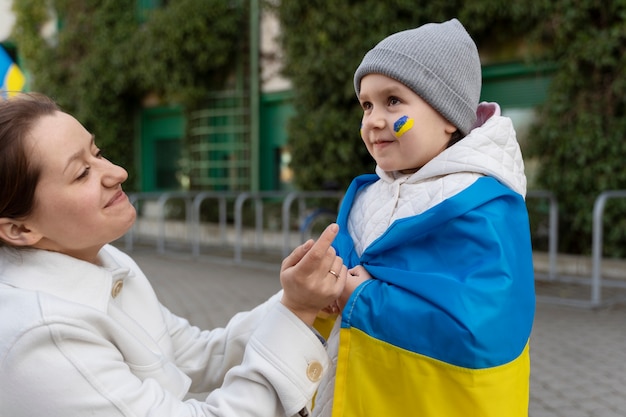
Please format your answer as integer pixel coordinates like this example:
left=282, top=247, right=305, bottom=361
left=0, top=93, right=60, bottom=227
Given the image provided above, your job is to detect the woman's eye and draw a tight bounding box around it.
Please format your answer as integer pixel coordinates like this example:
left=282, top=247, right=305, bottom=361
left=76, top=167, right=90, bottom=180
left=95, top=149, right=103, bottom=158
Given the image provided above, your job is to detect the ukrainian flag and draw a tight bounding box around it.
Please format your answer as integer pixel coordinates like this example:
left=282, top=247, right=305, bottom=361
left=0, top=46, right=26, bottom=99
left=326, top=175, right=535, bottom=417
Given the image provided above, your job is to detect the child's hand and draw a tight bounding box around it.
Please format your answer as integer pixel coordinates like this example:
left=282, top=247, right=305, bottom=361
left=321, top=265, right=373, bottom=315
left=337, top=265, right=372, bottom=311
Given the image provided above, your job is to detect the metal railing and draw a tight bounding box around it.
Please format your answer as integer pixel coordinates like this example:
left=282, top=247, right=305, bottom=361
left=155, top=192, right=196, bottom=254
left=527, top=189, right=626, bottom=308
left=527, top=190, right=559, bottom=281
left=124, top=190, right=344, bottom=264
left=191, top=191, right=240, bottom=257
left=281, top=191, right=344, bottom=258
left=232, top=191, right=290, bottom=263
left=591, top=190, right=626, bottom=307
left=122, top=188, right=626, bottom=307
left=125, top=192, right=164, bottom=252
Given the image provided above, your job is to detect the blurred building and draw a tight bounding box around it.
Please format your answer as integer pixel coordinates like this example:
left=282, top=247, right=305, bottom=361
left=0, top=1, right=15, bottom=42
left=0, top=0, right=25, bottom=98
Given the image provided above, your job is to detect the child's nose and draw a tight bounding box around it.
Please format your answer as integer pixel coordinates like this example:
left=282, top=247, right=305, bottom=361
left=366, top=108, right=386, bottom=129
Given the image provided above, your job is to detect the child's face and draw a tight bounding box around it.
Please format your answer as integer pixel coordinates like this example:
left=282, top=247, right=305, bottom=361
left=358, top=74, right=457, bottom=173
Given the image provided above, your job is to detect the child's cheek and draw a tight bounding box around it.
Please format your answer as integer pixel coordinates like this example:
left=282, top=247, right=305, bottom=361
left=393, top=115, right=414, bottom=138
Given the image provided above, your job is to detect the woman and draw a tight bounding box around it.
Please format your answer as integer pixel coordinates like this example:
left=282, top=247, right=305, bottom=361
left=0, top=93, right=348, bottom=417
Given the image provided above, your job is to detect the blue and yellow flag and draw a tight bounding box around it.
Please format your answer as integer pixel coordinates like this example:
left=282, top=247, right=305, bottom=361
left=0, top=46, right=26, bottom=99
left=326, top=175, right=535, bottom=416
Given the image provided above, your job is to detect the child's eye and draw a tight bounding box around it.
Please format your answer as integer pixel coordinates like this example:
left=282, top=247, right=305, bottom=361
left=388, top=96, right=400, bottom=106
left=361, top=101, right=372, bottom=111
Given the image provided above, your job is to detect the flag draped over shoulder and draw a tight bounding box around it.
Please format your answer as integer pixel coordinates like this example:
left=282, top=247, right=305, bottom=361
left=328, top=174, right=535, bottom=417
left=0, top=47, right=26, bottom=99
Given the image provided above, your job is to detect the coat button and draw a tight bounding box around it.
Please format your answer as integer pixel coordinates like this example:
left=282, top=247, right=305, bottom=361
left=306, top=361, right=323, bottom=382
left=111, top=280, right=124, bottom=298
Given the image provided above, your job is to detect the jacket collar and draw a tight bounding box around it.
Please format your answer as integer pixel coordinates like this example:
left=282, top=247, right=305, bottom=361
left=0, top=244, right=134, bottom=311
left=375, top=102, right=527, bottom=197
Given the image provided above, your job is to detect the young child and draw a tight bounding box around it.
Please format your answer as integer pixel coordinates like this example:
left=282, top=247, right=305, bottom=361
left=312, top=19, right=535, bottom=417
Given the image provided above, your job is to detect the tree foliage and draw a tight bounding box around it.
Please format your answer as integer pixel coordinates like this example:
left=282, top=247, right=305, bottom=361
left=11, top=0, right=626, bottom=255
left=275, top=0, right=546, bottom=191
left=526, top=0, right=626, bottom=256
left=276, top=0, right=462, bottom=190
left=11, top=0, right=246, bottom=190
left=277, top=0, right=626, bottom=256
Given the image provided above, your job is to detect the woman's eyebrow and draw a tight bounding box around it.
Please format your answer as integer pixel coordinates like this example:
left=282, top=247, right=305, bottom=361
left=63, top=134, right=95, bottom=174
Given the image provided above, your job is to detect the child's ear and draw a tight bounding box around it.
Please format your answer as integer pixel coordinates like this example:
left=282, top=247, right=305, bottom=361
left=444, top=123, right=458, bottom=135
left=0, top=218, right=42, bottom=246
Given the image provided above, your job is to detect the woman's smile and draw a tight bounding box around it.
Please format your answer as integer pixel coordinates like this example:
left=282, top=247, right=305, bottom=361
left=105, top=189, right=129, bottom=208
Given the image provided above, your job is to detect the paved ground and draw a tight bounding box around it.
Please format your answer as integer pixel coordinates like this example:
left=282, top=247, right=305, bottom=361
left=127, top=247, right=626, bottom=417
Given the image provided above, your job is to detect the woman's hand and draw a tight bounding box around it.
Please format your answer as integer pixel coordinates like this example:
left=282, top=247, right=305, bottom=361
left=280, top=223, right=347, bottom=326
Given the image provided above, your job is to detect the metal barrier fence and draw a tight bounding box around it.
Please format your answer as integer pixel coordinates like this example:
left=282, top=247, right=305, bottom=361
left=281, top=191, right=344, bottom=258
left=528, top=189, right=626, bottom=308
left=527, top=190, right=559, bottom=281
left=191, top=191, right=240, bottom=257
left=123, top=190, right=344, bottom=264
left=591, top=190, right=626, bottom=307
left=121, top=188, right=626, bottom=307
left=232, top=191, right=289, bottom=263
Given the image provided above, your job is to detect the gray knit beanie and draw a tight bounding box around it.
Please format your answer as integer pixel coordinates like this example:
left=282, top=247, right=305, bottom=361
left=354, top=19, right=481, bottom=136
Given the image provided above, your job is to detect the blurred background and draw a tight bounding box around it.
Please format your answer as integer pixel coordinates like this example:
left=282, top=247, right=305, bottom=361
left=2, top=0, right=625, bottom=267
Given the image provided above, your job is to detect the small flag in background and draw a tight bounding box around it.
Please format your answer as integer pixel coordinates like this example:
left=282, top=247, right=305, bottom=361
left=0, top=46, right=26, bottom=99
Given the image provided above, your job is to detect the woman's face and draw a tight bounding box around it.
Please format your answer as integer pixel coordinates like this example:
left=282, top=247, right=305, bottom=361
left=22, top=111, right=136, bottom=263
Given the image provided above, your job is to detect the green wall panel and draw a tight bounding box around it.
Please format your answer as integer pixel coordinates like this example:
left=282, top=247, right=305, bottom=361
left=139, top=105, right=184, bottom=191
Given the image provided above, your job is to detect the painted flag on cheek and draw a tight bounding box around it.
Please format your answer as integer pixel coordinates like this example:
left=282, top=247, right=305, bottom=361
left=0, top=46, right=26, bottom=99
left=393, top=115, right=414, bottom=138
